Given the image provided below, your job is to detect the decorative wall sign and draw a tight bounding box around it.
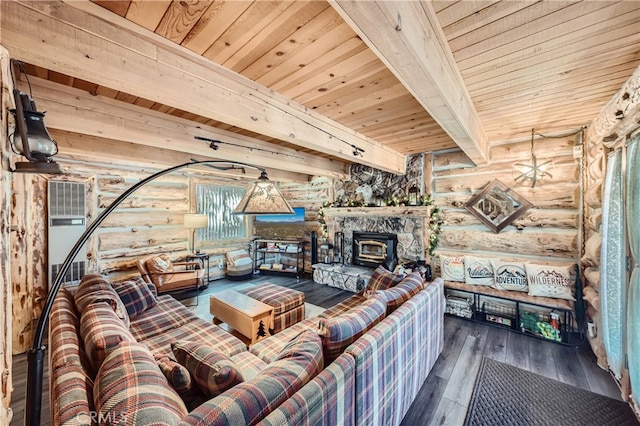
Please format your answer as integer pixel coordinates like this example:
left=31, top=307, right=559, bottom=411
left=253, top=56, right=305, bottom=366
left=465, top=179, right=532, bottom=233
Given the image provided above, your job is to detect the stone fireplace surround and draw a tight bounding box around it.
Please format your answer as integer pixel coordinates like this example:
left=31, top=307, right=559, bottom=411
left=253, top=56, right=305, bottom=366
left=313, top=206, right=432, bottom=292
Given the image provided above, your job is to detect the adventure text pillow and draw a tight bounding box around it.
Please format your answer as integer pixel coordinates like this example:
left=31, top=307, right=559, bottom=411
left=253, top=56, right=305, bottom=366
left=525, top=263, right=575, bottom=300
left=491, top=260, right=528, bottom=292
left=440, top=255, right=465, bottom=282
left=464, top=256, right=496, bottom=286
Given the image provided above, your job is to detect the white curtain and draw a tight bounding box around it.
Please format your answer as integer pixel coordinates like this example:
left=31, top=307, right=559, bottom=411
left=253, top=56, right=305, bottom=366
left=600, top=150, right=626, bottom=380
left=625, top=134, right=639, bottom=408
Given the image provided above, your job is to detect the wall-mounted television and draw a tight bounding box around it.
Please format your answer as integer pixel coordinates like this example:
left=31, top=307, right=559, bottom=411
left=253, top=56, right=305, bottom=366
left=253, top=207, right=306, bottom=240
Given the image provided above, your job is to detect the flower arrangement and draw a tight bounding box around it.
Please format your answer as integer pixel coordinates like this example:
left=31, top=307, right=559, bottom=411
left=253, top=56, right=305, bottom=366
left=317, top=195, right=443, bottom=256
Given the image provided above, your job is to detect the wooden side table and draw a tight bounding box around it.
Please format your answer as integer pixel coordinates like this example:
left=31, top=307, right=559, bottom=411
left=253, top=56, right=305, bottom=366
left=209, top=290, right=273, bottom=345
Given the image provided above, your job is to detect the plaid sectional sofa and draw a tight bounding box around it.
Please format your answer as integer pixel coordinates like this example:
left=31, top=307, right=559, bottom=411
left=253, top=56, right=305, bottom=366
left=48, top=273, right=444, bottom=426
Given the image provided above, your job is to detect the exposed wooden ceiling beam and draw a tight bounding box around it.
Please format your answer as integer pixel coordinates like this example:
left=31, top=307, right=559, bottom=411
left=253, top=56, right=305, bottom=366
left=49, top=130, right=309, bottom=184
left=1, top=0, right=406, bottom=174
left=330, top=0, right=488, bottom=165
left=21, top=77, right=348, bottom=180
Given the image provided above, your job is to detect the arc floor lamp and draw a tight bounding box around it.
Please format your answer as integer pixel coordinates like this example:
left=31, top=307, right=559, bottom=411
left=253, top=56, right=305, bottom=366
left=25, top=159, right=294, bottom=426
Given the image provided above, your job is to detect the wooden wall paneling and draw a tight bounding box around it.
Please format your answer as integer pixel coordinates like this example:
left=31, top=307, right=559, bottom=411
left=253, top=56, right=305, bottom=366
left=433, top=136, right=581, bottom=268
left=423, top=153, right=432, bottom=195
left=439, top=227, right=577, bottom=259
left=0, top=46, right=14, bottom=420
left=96, top=170, right=190, bottom=279
left=442, top=208, right=578, bottom=230
left=11, top=175, right=34, bottom=355
left=440, top=188, right=578, bottom=211
left=434, top=164, right=579, bottom=194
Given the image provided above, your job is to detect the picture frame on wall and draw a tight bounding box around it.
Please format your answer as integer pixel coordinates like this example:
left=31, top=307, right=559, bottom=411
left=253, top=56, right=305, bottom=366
left=465, top=179, right=532, bottom=233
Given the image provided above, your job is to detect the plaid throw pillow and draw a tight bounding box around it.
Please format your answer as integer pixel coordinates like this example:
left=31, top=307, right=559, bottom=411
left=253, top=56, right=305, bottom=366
left=155, top=354, right=204, bottom=410
left=172, top=341, right=244, bottom=399
left=374, top=271, right=425, bottom=314
left=364, top=265, right=405, bottom=295
left=318, top=293, right=387, bottom=362
left=112, top=277, right=158, bottom=318
left=74, top=274, right=129, bottom=328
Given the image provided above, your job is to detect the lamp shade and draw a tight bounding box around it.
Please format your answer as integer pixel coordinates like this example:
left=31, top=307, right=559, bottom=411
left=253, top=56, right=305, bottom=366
left=233, top=171, right=294, bottom=214
left=184, top=213, right=209, bottom=229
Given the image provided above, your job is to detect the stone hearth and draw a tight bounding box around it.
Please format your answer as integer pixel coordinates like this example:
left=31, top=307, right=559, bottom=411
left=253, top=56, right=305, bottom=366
left=313, top=206, right=432, bottom=291
left=312, top=264, right=373, bottom=292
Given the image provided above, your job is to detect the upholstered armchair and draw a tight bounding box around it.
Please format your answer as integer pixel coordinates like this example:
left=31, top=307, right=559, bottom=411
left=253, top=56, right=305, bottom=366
left=226, top=248, right=254, bottom=280
left=136, top=254, right=204, bottom=294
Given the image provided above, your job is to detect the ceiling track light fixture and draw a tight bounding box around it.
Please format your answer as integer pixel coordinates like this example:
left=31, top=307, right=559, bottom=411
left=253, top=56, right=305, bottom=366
left=513, top=129, right=554, bottom=188
left=194, top=136, right=304, bottom=160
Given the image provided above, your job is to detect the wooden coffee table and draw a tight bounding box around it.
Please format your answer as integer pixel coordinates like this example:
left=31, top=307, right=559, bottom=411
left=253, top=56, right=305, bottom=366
left=209, top=290, right=273, bottom=345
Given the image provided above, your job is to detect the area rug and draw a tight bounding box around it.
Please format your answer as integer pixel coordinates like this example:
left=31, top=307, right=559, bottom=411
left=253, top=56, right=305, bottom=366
left=464, top=357, right=638, bottom=426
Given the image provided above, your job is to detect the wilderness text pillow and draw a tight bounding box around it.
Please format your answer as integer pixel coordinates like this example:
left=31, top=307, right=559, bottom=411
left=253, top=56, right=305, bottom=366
left=525, top=263, right=575, bottom=300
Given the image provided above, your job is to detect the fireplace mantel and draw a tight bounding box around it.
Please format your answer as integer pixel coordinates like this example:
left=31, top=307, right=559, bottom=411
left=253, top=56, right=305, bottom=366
left=320, top=205, right=433, bottom=267
left=321, top=206, right=432, bottom=218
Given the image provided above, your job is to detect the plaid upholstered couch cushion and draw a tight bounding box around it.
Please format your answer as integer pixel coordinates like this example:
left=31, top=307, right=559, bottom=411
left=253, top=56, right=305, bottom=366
left=79, top=301, right=137, bottom=373
left=318, top=293, right=387, bottom=363
left=49, top=288, right=95, bottom=425
left=256, top=352, right=356, bottom=426
left=346, top=279, right=445, bottom=426
left=155, top=355, right=205, bottom=411
left=94, top=341, right=188, bottom=424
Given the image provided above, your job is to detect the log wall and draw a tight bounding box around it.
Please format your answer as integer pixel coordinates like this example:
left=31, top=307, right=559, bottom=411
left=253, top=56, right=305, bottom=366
left=0, top=46, right=14, bottom=423
left=433, top=133, right=582, bottom=270
left=279, top=176, right=332, bottom=272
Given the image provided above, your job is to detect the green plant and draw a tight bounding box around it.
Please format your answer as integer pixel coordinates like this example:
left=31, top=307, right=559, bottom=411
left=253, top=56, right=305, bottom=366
left=421, top=194, right=443, bottom=256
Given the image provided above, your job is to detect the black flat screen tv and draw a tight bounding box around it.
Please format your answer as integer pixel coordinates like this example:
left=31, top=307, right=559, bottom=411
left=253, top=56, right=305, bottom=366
left=253, top=207, right=305, bottom=240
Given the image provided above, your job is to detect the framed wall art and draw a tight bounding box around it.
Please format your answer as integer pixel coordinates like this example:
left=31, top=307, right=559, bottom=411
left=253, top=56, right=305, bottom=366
left=465, top=179, right=532, bottom=233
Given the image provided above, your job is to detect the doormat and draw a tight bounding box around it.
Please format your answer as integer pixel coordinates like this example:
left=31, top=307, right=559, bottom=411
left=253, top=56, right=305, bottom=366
left=464, top=357, right=638, bottom=426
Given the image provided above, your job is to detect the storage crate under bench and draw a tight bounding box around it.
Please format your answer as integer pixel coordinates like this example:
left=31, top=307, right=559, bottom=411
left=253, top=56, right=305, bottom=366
left=443, top=280, right=585, bottom=345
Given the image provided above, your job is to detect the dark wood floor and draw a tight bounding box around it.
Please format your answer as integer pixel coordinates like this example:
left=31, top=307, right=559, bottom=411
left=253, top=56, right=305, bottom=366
left=10, top=274, right=623, bottom=425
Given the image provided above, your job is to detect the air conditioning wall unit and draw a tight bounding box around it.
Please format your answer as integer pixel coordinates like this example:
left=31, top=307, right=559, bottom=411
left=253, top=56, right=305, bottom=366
left=48, top=181, right=87, bottom=287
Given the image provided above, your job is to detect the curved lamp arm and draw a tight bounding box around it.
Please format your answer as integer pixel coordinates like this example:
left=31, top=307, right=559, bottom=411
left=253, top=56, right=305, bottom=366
left=25, top=159, right=267, bottom=426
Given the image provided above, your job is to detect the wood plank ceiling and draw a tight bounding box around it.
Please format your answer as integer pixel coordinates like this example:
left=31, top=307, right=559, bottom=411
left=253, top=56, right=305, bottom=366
left=12, top=0, right=640, bottom=176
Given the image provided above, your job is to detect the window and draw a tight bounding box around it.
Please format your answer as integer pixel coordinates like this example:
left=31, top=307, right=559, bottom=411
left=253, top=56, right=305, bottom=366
left=196, top=184, right=248, bottom=241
